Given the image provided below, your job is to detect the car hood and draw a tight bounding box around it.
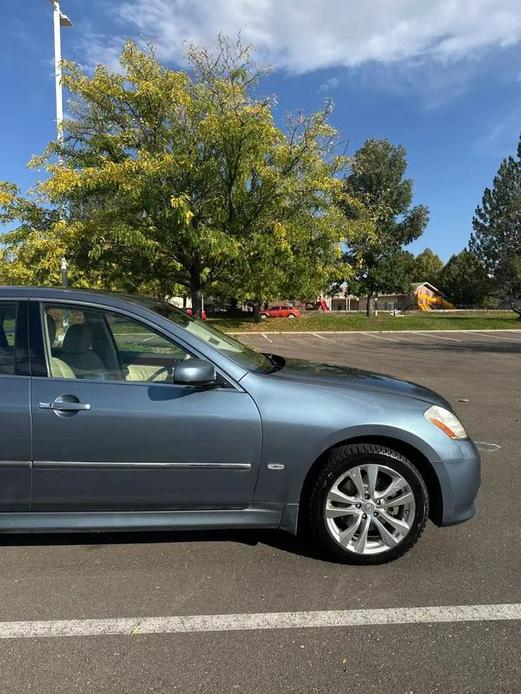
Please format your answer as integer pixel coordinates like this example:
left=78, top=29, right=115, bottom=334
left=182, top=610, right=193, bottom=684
left=269, top=356, right=452, bottom=409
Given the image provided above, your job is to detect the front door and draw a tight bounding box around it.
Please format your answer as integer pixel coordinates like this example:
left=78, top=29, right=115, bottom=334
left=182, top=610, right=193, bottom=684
left=0, top=300, right=31, bottom=511
left=30, top=301, right=262, bottom=512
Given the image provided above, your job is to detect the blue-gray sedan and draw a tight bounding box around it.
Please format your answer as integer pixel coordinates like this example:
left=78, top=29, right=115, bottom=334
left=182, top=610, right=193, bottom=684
left=0, top=287, right=480, bottom=564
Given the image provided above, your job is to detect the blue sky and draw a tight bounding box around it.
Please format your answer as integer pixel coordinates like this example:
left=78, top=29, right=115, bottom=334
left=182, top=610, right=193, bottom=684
left=1, top=0, right=520, bottom=260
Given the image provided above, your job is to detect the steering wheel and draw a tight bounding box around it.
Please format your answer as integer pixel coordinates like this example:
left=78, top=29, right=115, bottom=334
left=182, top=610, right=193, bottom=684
left=146, top=365, right=173, bottom=382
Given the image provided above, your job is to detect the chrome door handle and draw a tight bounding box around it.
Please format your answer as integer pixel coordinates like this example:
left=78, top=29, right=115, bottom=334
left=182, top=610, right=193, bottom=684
left=39, top=401, right=91, bottom=411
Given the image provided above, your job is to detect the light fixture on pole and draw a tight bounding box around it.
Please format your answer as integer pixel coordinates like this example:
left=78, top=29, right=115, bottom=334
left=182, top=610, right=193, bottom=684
left=49, top=1, right=72, bottom=142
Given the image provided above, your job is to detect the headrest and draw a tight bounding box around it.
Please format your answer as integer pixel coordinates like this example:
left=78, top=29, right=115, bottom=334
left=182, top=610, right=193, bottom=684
left=62, top=324, right=93, bottom=354
left=46, top=315, right=56, bottom=345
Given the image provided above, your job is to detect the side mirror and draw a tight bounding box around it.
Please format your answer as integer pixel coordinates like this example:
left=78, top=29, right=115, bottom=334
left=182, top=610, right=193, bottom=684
left=173, top=359, right=216, bottom=387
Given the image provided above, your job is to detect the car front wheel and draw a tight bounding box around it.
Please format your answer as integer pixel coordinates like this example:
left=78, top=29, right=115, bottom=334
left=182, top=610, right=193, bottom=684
left=304, top=443, right=429, bottom=564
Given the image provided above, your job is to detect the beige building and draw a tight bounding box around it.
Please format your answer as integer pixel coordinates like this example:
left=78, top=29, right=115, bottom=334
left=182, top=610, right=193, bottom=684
left=330, top=282, right=453, bottom=312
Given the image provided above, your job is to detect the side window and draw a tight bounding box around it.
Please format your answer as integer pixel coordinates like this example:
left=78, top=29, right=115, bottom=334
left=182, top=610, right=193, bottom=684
left=106, top=313, right=191, bottom=383
left=0, top=302, right=17, bottom=375
left=42, top=303, right=192, bottom=383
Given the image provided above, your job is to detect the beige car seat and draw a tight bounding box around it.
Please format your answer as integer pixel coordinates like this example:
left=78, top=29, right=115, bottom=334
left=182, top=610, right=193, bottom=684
left=46, top=315, right=76, bottom=379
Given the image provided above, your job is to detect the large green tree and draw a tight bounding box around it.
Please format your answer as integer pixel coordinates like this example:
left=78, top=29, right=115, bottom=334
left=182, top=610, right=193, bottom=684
left=1, top=39, right=358, bottom=317
left=342, top=139, right=429, bottom=315
left=470, top=134, right=521, bottom=300
left=438, top=249, right=491, bottom=307
left=410, top=248, right=444, bottom=286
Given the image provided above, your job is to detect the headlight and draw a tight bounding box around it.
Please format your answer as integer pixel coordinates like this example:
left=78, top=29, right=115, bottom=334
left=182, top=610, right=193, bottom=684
left=424, top=405, right=467, bottom=440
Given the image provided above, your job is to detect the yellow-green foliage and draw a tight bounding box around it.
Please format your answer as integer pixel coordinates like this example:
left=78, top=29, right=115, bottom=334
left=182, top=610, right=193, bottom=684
left=1, top=38, right=372, bottom=301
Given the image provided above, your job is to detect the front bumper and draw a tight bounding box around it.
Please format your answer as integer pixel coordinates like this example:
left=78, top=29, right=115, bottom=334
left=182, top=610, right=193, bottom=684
left=432, top=439, right=481, bottom=526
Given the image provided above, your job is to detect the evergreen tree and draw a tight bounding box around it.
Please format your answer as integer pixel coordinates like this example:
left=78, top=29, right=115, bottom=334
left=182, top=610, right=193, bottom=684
left=438, top=249, right=491, bottom=307
left=470, top=135, right=521, bottom=300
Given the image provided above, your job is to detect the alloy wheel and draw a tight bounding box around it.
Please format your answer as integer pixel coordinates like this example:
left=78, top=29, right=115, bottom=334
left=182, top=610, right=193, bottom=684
left=324, top=463, right=416, bottom=555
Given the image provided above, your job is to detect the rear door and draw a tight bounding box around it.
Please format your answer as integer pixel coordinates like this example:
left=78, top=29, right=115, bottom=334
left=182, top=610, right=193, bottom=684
left=29, top=300, right=263, bottom=512
left=0, top=300, right=31, bottom=511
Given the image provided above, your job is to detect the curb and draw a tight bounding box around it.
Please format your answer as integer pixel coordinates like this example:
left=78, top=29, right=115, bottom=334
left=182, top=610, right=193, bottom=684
left=226, top=328, right=521, bottom=336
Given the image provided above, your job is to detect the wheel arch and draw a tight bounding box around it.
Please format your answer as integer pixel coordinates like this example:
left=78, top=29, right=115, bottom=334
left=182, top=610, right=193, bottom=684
left=299, top=435, right=443, bottom=527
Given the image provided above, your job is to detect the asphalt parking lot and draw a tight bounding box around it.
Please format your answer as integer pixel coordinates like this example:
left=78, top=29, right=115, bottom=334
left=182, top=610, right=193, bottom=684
left=1, top=330, right=520, bottom=693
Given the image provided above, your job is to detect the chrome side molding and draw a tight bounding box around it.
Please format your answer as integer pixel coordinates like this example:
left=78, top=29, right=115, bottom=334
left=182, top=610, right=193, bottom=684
left=33, top=461, right=252, bottom=470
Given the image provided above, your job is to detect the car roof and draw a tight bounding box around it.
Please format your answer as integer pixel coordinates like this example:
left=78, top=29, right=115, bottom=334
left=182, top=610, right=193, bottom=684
left=0, top=286, right=154, bottom=308
left=0, top=286, right=254, bottom=384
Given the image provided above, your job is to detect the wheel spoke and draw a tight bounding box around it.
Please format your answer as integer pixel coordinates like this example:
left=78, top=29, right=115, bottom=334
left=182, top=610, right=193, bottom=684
left=366, top=464, right=379, bottom=498
left=353, top=515, right=372, bottom=553
left=371, top=516, right=400, bottom=547
left=380, top=490, right=414, bottom=508
left=338, top=515, right=362, bottom=546
left=349, top=467, right=365, bottom=498
left=379, top=510, right=411, bottom=533
left=377, top=476, right=408, bottom=501
left=328, top=488, right=359, bottom=505
left=325, top=502, right=359, bottom=519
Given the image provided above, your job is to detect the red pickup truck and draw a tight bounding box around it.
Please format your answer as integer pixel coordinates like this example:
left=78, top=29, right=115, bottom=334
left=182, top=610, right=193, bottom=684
left=260, top=305, right=301, bottom=320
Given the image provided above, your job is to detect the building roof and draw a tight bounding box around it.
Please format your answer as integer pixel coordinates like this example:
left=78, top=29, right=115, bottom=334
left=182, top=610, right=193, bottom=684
left=411, top=281, right=442, bottom=293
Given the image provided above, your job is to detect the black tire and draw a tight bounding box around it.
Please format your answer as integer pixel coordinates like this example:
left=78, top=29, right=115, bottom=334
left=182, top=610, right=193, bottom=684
left=260, top=313, right=268, bottom=320
left=287, top=313, right=296, bottom=319
left=303, top=443, right=429, bottom=565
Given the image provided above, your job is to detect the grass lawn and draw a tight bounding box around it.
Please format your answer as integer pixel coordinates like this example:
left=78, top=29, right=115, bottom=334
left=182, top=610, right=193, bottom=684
left=209, top=311, right=521, bottom=333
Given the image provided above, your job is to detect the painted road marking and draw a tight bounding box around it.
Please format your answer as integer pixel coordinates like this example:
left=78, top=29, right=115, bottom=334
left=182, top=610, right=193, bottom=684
left=475, top=441, right=502, bottom=453
left=261, top=333, right=273, bottom=343
left=469, top=332, right=520, bottom=341
left=414, top=332, right=462, bottom=343
left=312, top=333, right=336, bottom=342
left=361, top=332, right=400, bottom=343
left=0, top=604, right=520, bottom=640
left=228, top=329, right=521, bottom=336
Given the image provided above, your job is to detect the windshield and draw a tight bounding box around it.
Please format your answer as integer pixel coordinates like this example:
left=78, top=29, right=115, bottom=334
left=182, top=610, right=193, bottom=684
left=129, top=297, right=272, bottom=373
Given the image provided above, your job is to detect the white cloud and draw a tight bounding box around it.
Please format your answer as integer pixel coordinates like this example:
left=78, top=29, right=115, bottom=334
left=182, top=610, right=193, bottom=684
left=107, top=0, right=521, bottom=73
left=80, top=33, right=125, bottom=73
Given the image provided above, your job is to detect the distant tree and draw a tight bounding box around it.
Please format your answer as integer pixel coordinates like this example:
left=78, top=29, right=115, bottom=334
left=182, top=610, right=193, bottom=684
left=438, top=249, right=491, bottom=307
left=410, top=248, right=444, bottom=286
left=367, top=249, right=415, bottom=296
left=343, top=139, right=429, bottom=316
left=470, top=134, right=521, bottom=300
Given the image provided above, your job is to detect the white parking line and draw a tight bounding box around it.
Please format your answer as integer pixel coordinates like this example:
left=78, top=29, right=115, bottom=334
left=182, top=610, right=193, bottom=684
left=261, top=333, right=273, bottom=343
left=1, top=604, right=519, bottom=640
left=414, top=332, right=461, bottom=342
left=475, top=441, right=502, bottom=453
left=361, top=332, right=400, bottom=343
left=471, top=332, right=518, bottom=341
left=312, top=333, right=336, bottom=342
